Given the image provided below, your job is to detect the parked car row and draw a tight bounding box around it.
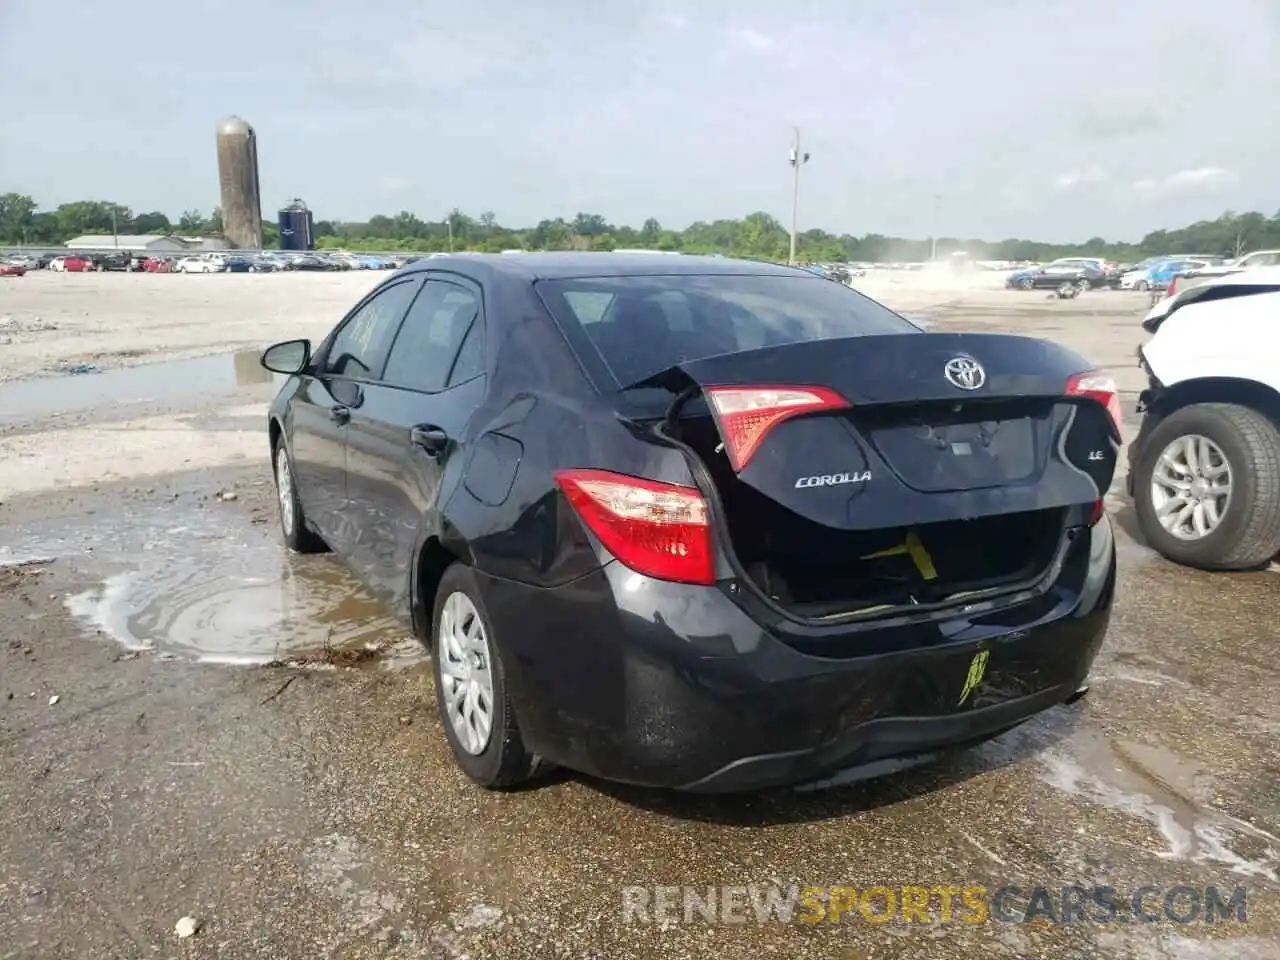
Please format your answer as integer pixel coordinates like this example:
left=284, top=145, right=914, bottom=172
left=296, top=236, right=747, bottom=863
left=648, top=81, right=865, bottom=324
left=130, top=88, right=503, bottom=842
left=1, top=250, right=420, bottom=275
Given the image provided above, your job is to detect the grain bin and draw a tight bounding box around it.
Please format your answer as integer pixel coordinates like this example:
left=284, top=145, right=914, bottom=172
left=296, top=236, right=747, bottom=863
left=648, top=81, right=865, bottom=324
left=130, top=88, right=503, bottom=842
left=278, top=199, right=315, bottom=251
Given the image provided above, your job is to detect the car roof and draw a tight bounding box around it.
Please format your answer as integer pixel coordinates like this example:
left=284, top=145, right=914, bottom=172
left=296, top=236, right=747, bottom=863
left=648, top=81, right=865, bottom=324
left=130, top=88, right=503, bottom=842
left=398, top=251, right=810, bottom=281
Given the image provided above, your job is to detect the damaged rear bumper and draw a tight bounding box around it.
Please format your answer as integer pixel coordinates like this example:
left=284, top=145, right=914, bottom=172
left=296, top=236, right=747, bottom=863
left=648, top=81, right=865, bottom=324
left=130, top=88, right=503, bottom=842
left=481, top=516, right=1116, bottom=792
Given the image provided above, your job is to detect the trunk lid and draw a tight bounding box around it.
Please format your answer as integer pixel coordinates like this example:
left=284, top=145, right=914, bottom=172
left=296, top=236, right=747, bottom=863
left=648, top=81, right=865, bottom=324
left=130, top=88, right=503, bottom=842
left=633, top=332, right=1118, bottom=531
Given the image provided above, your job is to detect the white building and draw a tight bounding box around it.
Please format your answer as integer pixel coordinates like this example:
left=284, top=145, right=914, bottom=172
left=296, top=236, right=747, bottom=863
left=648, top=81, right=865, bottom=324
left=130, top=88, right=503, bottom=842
left=64, top=234, right=230, bottom=253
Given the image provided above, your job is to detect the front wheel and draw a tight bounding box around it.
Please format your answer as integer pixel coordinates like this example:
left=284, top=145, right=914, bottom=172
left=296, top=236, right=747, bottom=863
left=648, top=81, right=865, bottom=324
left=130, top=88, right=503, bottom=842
left=273, top=440, right=328, bottom=553
left=1133, top=403, right=1280, bottom=570
left=1135, top=280, right=1149, bottom=292
left=1018, top=277, right=1034, bottom=290
left=431, top=564, right=541, bottom=789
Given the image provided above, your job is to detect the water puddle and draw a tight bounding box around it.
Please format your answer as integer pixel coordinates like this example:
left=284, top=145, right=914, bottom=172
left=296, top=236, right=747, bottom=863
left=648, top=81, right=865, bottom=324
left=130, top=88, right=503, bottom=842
left=979, top=721, right=1280, bottom=879
left=0, top=349, right=284, bottom=424
left=7, top=491, right=421, bottom=669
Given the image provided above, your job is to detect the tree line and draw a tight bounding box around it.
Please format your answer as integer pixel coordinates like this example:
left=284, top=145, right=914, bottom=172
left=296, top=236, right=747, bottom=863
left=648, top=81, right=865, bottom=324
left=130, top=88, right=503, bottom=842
left=3, top=192, right=1280, bottom=263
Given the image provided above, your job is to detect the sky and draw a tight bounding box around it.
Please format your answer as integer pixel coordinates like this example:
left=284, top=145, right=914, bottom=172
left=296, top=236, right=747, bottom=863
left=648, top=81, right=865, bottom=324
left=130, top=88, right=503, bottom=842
left=1, top=0, right=1277, bottom=243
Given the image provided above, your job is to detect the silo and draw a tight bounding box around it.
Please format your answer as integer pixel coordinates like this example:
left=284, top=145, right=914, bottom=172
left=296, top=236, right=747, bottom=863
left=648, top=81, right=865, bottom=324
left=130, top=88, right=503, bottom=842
left=215, top=116, right=263, bottom=250
left=278, top=199, right=315, bottom=251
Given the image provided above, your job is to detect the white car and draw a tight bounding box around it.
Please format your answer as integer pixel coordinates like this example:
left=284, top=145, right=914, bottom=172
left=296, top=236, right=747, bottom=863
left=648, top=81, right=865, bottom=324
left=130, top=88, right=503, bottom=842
left=1188, top=249, right=1280, bottom=279
left=176, top=256, right=225, bottom=274
left=48, top=256, right=66, bottom=272
left=1118, top=269, right=1150, bottom=290
left=1127, top=267, right=1280, bottom=569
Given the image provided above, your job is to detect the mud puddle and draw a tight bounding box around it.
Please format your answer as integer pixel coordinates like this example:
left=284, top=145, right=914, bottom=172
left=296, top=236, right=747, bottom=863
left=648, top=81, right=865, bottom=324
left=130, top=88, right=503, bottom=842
left=4, top=490, right=422, bottom=669
left=978, top=718, right=1280, bottom=880
left=0, top=348, right=282, bottom=424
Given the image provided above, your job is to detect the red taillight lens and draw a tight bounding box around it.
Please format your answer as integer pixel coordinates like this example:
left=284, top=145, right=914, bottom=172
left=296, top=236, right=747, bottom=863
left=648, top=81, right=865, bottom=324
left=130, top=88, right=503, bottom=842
left=1089, top=499, right=1105, bottom=526
left=555, top=469, right=715, bottom=585
left=1168, top=277, right=1180, bottom=297
left=704, top=385, right=851, bottom=471
left=1066, top=371, right=1122, bottom=435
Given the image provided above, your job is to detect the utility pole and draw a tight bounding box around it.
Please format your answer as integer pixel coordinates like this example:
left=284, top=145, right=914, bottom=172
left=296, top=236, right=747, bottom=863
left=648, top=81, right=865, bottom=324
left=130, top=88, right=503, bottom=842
left=445, top=215, right=454, bottom=252
left=930, top=194, right=941, bottom=262
left=112, top=206, right=119, bottom=249
left=788, top=127, right=810, bottom=266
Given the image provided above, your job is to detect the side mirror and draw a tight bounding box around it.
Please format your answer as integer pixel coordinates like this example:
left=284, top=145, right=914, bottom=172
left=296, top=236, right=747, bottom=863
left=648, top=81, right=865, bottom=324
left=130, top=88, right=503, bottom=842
left=261, top=339, right=311, bottom=375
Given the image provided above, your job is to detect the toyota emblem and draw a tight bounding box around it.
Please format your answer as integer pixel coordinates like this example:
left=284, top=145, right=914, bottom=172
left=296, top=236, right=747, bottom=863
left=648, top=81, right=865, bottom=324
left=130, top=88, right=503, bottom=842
left=944, top=356, right=986, bottom=391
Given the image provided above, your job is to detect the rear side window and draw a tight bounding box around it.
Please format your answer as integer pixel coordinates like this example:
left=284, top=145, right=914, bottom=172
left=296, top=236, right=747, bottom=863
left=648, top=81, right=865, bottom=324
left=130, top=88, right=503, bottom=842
left=382, top=280, right=483, bottom=392
left=536, top=274, right=917, bottom=388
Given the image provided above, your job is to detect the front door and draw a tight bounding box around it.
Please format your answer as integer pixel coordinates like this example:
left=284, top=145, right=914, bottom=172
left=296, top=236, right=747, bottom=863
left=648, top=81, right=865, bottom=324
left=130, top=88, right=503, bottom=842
left=343, top=277, right=487, bottom=618
left=291, top=277, right=423, bottom=551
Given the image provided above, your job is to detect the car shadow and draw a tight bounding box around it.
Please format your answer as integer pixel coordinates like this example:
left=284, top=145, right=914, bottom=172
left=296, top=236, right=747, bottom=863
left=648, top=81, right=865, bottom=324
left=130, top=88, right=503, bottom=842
left=1111, top=499, right=1144, bottom=548
left=572, top=702, right=1086, bottom=826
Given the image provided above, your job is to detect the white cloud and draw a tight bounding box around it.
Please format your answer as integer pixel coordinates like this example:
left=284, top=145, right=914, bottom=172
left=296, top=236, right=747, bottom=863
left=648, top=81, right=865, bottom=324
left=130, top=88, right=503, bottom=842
left=728, top=27, right=773, bottom=50
left=1132, top=167, right=1233, bottom=194
left=1053, top=164, right=1107, bottom=190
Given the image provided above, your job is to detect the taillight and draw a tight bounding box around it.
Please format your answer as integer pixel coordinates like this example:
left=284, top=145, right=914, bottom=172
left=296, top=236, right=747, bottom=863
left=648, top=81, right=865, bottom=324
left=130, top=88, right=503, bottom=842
left=1089, top=499, right=1105, bottom=526
left=1066, top=371, right=1122, bottom=435
left=554, top=469, right=714, bottom=585
left=704, top=385, right=850, bottom=471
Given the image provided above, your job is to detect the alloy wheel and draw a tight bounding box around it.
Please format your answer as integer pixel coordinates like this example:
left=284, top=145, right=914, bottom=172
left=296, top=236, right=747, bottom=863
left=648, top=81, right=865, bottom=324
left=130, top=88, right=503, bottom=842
left=1150, top=434, right=1233, bottom=540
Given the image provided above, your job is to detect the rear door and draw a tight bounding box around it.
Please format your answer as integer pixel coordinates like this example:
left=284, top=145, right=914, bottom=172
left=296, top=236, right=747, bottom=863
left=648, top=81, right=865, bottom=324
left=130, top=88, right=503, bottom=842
left=290, top=277, right=423, bottom=553
left=343, top=276, right=487, bottom=616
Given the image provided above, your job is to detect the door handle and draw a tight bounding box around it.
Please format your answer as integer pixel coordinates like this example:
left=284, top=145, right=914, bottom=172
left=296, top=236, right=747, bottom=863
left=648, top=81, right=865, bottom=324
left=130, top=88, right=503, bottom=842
left=410, top=425, right=449, bottom=456
left=329, top=405, right=351, bottom=425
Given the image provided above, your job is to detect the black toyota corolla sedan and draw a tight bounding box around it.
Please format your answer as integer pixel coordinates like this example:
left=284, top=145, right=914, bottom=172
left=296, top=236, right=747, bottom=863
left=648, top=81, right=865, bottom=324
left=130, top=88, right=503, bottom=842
left=261, top=252, right=1120, bottom=792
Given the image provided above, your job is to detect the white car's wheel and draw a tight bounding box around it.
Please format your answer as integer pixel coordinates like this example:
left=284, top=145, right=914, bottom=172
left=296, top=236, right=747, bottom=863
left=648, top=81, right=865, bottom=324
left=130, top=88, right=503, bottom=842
left=1134, top=402, right=1280, bottom=570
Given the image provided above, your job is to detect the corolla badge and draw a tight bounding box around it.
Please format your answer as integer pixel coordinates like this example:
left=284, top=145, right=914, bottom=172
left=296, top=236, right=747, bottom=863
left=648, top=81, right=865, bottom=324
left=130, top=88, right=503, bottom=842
left=944, top=356, right=986, bottom=391
left=795, top=471, right=871, bottom=489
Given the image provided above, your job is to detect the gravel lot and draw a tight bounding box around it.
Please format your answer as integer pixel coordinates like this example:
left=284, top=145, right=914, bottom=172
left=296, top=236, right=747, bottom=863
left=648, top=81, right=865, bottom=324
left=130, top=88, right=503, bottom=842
left=2, top=268, right=1276, bottom=959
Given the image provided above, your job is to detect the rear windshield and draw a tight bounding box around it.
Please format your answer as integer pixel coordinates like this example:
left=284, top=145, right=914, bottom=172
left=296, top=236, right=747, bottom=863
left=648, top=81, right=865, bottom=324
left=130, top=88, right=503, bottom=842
left=536, top=274, right=918, bottom=389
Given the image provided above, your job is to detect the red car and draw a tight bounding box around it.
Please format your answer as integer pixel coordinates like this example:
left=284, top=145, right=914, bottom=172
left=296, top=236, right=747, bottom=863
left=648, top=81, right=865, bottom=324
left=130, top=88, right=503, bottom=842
left=0, top=260, right=26, bottom=277
left=62, top=255, right=97, bottom=272
left=143, top=257, right=174, bottom=273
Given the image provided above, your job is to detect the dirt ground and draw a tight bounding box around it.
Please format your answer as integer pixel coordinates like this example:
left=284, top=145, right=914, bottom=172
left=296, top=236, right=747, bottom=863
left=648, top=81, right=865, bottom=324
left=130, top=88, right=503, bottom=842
left=2, top=268, right=1277, bottom=959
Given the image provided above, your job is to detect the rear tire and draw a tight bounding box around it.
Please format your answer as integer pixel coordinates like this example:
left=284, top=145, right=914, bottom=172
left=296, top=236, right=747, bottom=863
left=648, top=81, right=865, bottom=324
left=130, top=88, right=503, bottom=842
left=1135, top=280, right=1149, bottom=292
left=1018, top=277, right=1034, bottom=290
left=273, top=439, right=328, bottom=554
left=1133, top=403, right=1280, bottom=570
left=431, top=563, right=541, bottom=789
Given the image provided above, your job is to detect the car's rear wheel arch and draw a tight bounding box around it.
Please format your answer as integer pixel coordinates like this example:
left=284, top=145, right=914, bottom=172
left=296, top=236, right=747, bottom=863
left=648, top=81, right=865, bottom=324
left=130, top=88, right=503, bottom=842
left=414, top=537, right=461, bottom=648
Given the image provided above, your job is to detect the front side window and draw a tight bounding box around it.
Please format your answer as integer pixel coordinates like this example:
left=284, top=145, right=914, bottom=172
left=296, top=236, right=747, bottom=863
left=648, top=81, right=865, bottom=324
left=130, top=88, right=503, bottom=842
left=382, top=280, right=483, bottom=392
left=324, top=279, right=421, bottom=379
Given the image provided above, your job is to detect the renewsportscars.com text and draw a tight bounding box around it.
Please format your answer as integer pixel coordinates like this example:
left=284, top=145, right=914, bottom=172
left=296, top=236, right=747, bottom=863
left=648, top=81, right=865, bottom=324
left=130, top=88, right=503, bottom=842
left=620, top=884, right=1248, bottom=926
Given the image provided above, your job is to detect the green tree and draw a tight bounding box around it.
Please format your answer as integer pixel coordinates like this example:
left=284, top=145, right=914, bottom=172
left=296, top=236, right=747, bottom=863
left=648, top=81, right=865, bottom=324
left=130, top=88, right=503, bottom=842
left=131, top=211, right=172, bottom=234
left=0, top=193, right=38, bottom=243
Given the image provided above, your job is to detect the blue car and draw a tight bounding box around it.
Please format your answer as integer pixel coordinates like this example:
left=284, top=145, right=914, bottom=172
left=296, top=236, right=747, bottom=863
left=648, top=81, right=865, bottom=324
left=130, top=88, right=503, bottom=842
left=1146, top=259, right=1209, bottom=291
left=223, top=256, right=254, bottom=273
